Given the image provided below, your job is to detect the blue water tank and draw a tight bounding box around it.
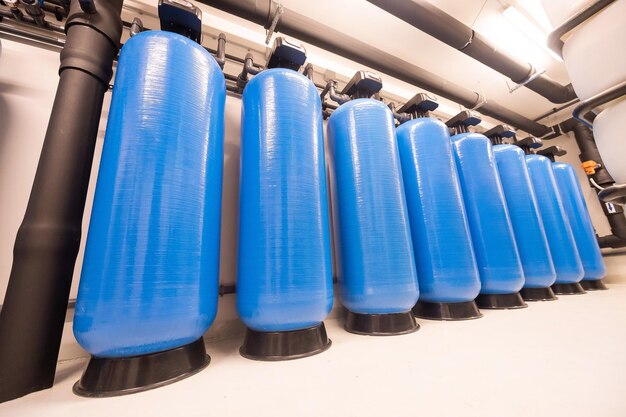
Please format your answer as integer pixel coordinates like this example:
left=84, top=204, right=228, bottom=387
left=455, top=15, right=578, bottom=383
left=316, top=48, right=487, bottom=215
left=525, top=155, right=583, bottom=284
left=493, top=145, right=556, bottom=288
left=74, top=31, right=226, bottom=357
left=553, top=162, right=606, bottom=280
left=327, top=99, right=418, bottom=314
left=237, top=68, right=333, bottom=332
left=450, top=133, right=524, bottom=294
left=396, top=118, right=480, bottom=303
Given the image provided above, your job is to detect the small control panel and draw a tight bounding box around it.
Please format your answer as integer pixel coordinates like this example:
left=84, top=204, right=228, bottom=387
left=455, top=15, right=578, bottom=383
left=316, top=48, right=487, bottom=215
left=158, top=0, right=203, bottom=44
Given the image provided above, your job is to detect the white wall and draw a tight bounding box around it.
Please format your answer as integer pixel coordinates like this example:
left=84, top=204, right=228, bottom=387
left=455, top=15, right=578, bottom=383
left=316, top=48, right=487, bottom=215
left=0, top=39, right=244, bottom=300
left=0, top=39, right=104, bottom=303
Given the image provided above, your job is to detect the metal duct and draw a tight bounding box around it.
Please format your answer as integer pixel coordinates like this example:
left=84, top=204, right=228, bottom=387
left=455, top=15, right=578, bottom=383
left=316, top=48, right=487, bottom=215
left=196, top=0, right=552, bottom=136
left=366, top=0, right=577, bottom=104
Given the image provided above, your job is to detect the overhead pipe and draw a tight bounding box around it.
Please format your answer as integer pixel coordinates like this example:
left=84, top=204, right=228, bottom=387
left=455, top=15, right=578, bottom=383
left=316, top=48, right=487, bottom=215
left=572, top=80, right=626, bottom=128
left=0, top=18, right=248, bottom=95
left=0, top=7, right=65, bottom=33
left=532, top=99, right=580, bottom=122
left=0, top=19, right=66, bottom=50
left=365, top=0, right=577, bottom=104
left=196, top=0, right=552, bottom=137
left=547, top=0, right=616, bottom=59
left=0, top=0, right=123, bottom=403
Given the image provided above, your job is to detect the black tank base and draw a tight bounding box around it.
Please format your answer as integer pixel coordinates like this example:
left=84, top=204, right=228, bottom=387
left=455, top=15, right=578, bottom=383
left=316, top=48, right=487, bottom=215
left=552, top=282, right=586, bottom=295
left=412, top=300, right=483, bottom=321
left=73, top=337, right=209, bottom=398
left=581, top=279, right=608, bottom=291
left=344, top=311, right=419, bottom=336
left=475, top=292, right=527, bottom=309
left=520, top=286, right=558, bottom=301
left=240, top=323, right=331, bottom=361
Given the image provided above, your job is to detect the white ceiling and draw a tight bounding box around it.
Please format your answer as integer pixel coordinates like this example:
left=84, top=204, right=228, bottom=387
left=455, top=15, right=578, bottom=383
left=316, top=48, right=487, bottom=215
left=278, top=0, right=572, bottom=119
left=125, top=0, right=575, bottom=132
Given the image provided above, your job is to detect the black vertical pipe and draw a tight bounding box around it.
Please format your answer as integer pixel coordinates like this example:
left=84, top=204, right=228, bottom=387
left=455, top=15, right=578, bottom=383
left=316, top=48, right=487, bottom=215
left=560, top=118, right=626, bottom=245
left=566, top=120, right=613, bottom=185
left=0, top=0, right=123, bottom=402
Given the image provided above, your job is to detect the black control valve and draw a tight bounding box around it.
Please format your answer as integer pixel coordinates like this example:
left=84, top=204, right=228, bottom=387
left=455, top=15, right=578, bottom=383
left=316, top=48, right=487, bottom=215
left=484, top=124, right=515, bottom=145
left=537, top=145, right=567, bottom=162
left=266, top=37, right=307, bottom=71
left=341, top=70, right=383, bottom=100
left=515, top=136, right=543, bottom=154
left=445, top=110, right=481, bottom=135
left=158, top=0, right=202, bottom=44
left=397, top=93, right=438, bottom=120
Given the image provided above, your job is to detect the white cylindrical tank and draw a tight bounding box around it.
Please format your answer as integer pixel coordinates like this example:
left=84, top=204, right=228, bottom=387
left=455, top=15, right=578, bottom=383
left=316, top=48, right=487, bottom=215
left=593, top=98, right=626, bottom=183
left=561, top=0, right=626, bottom=100
left=540, top=0, right=594, bottom=28
left=541, top=0, right=626, bottom=185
